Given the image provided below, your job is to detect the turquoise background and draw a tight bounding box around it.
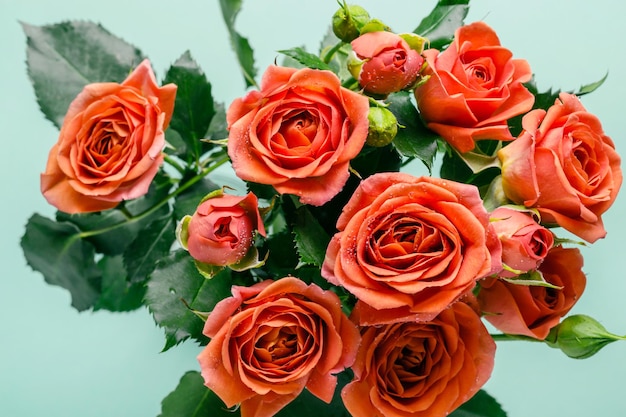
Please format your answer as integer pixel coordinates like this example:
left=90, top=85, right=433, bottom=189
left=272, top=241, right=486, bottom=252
left=1, top=1, right=624, bottom=416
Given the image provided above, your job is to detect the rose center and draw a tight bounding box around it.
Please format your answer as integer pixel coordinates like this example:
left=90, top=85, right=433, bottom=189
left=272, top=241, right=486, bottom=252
left=368, top=214, right=444, bottom=270
left=255, top=326, right=299, bottom=361
left=85, top=110, right=129, bottom=167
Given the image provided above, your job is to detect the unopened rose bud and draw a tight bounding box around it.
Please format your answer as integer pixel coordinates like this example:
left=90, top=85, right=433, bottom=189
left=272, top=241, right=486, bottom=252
left=177, top=189, right=266, bottom=274
left=546, top=314, right=626, bottom=359
left=366, top=106, right=398, bottom=147
left=350, top=31, right=424, bottom=96
left=332, top=3, right=370, bottom=43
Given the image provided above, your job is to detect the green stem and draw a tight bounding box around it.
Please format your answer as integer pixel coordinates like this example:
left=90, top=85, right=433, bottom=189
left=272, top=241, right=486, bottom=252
left=323, top=40, right=346, bottom=64
left=490, top=333, right=542, bottom=343
left=163, top=154, right=186, bottom=175
left=78, top=154, right=230, bottom=239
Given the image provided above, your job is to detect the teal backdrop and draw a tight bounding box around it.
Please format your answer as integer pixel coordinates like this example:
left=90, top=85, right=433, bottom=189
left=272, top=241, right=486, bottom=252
left=1, top=1, right=624, bottom=416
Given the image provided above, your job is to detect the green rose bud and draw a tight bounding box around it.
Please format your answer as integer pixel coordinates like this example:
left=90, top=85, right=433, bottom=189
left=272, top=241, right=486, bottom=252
left=358, top=19, right=390, bottom=35
left=366, top=106, right=398, bottom=147
left=332, top=3, right=370, bottom=42
left=545, top=314, right=626, bottom=359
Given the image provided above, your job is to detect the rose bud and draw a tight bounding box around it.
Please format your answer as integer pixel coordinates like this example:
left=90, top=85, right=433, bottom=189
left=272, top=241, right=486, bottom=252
left=178, top=190, right=266, bottom=270
left=546, top=314, right=626, bottom=359
left=490, top=206, right=554, bottom=277
left=366, top=106, right=398, bottom=147
left=349, top=31, right=424, bottom=96
left=331, top=3, right=370, bottom=42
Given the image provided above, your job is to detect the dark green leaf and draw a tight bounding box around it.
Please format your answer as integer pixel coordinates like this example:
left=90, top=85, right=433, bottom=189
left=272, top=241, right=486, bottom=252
left=56, top=170, right=174, bottom=255
left=292, top=204, right=331, bottom=268
left=173, top=176, right=220, bottom=219
left=124, top=215, right=176, bottom=284
left=277, top=370, right=353, bottom=417
left=218, top=0, right=257, bottom=87
left=206, top=102, right=228, bottom=141
left=413, top=0, right=469, bottom=50
left=146, top=250, right=232, bottom=351
left=21, top=214, right=101, bottom=311
left=450, top=389, right=508, bottom=417
left=158, top=371, right=235, bottom=417
left=94, top=255, right=146, bottom=312
left=22, top=21, right=144, bottom=128
left=261, top=231, right=299, bottom=279
left=164, top=51, right=216, bottom=161
left=387, top=91, right=439, bottom=172
left=278, top=47, right=331, bottom=71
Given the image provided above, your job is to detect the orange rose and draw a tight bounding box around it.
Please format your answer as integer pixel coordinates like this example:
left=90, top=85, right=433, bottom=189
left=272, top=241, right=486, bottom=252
left=226, top=65, right=370, bottom=206
left=184, top=191, right=265, bottom=266
left=342, top=302, right=495, bottom=417
left=40, top=59, right=176, bottom=213
left=197, top=277, right=360, bottom=417
left=478, top=246, right=587, bottom=339
left=414, top=22, right=534, bottom=153
left=350, top=31, right=423, bottom=96
left=321, top=172, right=502, bottom=325
left=499, top=92, right=622, bottom=243
left=491, top=206, right=554, bottom=278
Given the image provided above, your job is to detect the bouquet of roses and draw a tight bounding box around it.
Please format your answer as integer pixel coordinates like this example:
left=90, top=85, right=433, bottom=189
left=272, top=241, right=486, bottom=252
left=20, top=0, right=625, bottom=416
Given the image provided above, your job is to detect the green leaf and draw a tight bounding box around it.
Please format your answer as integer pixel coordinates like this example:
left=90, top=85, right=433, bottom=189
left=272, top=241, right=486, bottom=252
left=124, top=215, right=176, bottom=284
left=278, top=47, right=332, bottom=71
left=163, top=51, right=216, bottom=161
left=387, top=91, right=439, bottom=172
left=291, top=204, right=331, bottom=268
left=450, top=389, right=507, bottom=417
left=173, top=176, right=220, bottom=219
left=413, top=0, right=469, bottom=50
left=277, top=370, right=353, bottom=417
left=576, top=72, right=608, bottom=96
left=22, top=21, right=144, bottom=128
left=56, top=171, right=173, bottom=256
left=206, top=102, right=228, bottom=141
left=146, top=250, right=233, bottom=351
left=158, top=371, right=235, bottom=417
left=94, top=255, right=146, bottom=312
left=21, top=214, right=101, bottom=311
left=218, top=0, right=257, bottom=87
left=501, top=269, right=563, bottom=290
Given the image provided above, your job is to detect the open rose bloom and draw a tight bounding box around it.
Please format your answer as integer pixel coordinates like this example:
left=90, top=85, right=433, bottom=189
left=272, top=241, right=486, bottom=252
left=499, top=92, right=622, bottom=243
left=40, top=59, right=176, bottom=213
left=343, top=302, right=495, bottom=417
left=227, top=65, right=370, bottom=206
left=322, top=172, right=502, bottom=325
left=197, top=278, right=360, bottom=417
left=415, top=22, right=534, bottom=153
left=478, top=246, right=587, bottom=339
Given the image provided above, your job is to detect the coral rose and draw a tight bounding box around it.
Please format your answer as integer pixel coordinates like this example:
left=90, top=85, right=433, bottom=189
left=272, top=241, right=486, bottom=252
left=40, top=59, right=176, bottom=213
left=349, top=31, right=424, bottom=95
left=197, top=277, right=360, bottom=417
left=227, top=65, right=370, bottom=206
left=342, top=301, right=495, bottom=417
left=182, top=190, right=265, bottom=266
left=491, top=206, right=554, bottom=277
left=499, top=92, right=622, bottom=243
left=322, top=172, right=502, bottom=325
left=478, top=246, right=587, bottom=339
left=414, top=21, right=534, bottom=153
